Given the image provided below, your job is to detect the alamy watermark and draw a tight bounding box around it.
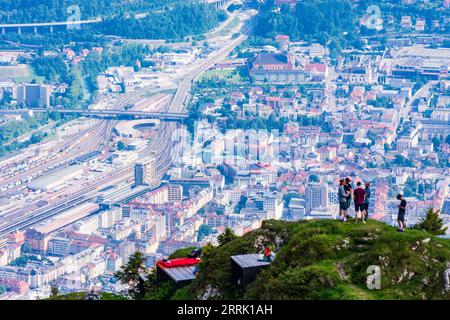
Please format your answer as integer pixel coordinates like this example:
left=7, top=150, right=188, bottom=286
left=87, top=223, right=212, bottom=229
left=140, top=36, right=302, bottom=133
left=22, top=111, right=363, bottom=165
left=366, top=265, right=381, bottom=290
left=366, top=263, right=450, bottom=293
left=364, top=5, right=383, bottom=31
left=170, top=121, right=281, bottom=167
left=66, top=5, right=82, bottom=30
left=444, top=261, right=450, bottom=292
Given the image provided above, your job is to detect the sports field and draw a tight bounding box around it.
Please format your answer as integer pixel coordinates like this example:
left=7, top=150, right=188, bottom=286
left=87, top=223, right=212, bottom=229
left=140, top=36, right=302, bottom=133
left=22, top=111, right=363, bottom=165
left=197, top=68, right=242, bottom=83
left=0, top=65, right=44, bottom=83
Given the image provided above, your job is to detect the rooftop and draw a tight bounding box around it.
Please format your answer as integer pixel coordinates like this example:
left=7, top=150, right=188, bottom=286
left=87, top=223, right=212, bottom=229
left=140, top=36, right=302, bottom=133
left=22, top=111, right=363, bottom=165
left=254, top=53, right=288, bottom=66
left=159, top=266, right=198, bottom=282
left=27, top=164, right=85, bottom=191
left=231, top=254, right=272, bottom=268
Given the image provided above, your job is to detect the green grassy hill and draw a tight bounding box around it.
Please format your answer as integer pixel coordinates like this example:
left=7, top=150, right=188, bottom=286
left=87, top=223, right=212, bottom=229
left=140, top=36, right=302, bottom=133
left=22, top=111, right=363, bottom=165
left=50, top=219, right=450, bottom=300
left=171, top=219, right=450, bottom=300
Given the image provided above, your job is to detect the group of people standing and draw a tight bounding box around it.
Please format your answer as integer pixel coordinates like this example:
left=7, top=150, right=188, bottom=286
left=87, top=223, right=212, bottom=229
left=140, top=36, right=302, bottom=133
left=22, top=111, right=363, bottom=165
left=338, top=177, right=371, bottom=223
left=338, top=177, right=408, bottom=232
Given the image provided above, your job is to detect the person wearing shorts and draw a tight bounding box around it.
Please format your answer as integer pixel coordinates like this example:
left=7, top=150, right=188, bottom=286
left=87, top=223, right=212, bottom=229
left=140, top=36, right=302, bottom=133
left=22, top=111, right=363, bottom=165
left=353, top=182, right=366, bottom=223
left=338, top=179, right=349, bottom=222
left=344, top=177, right=353, bottom=217
left=397, top=194, right=407, bottom=232
left=363, top=182, right=371, bottom=222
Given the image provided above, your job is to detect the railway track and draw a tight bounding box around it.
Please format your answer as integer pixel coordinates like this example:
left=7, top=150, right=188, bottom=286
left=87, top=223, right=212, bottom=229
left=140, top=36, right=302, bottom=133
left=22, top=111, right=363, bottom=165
left=0, top=19, right=249, bottom=236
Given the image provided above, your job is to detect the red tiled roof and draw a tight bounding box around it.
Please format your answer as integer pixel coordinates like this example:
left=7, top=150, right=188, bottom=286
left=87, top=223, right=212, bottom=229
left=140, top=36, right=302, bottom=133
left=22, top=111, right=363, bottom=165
left=305, top=63, right=327, bottom=73
left=275, top=35, right=290, bottom=40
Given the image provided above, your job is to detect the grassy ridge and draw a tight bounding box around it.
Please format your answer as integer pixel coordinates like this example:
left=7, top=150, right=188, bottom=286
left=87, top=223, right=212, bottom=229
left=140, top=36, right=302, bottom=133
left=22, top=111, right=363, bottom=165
left=173, top=219, right=450, bottom=300
left=49, top=219, right=450, bottom=300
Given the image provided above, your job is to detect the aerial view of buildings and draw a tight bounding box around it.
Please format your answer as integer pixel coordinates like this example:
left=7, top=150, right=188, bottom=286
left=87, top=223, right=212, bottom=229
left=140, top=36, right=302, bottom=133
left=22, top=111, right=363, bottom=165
left=0, top=0, right=449, bottom=303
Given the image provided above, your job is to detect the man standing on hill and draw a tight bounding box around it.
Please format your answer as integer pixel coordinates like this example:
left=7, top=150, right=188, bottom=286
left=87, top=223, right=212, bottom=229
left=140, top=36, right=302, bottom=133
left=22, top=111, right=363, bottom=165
left=338, top=179, right=349, bottom=222
left=344, top=177, right=353, bottom=218
left=397, top=194, right=407, bottom=232
left=353, top=182, right=366, bottom=223
left=364, top=182, right=371, bottom=222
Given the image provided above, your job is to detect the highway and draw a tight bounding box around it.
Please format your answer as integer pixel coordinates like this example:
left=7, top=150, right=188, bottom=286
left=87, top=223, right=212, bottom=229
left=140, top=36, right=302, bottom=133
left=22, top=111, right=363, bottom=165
left=402, top=81, right=436, bottom=119
left=397, top=80, right=437, bottom=135
left=168, top=34, right=247, bottom=113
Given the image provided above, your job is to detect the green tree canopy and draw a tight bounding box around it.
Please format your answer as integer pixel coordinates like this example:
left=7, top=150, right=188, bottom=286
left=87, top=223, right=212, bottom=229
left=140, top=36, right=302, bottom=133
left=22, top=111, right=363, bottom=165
left=414, top=208, right=447, bottom=236
left=217, top=227, right=237, bottom=246
left=115, top=252, right=148, bottom=300
left=197, top=224, right=212, bottom=242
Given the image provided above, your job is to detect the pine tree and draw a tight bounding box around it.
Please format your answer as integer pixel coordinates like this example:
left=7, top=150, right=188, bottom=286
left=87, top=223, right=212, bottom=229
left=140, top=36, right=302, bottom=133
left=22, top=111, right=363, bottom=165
left=50, top=284, right=59, bottom=297
left=414, top=207, right=447, bottom=235
left=115, top=252, right=148, bottom=299
left=217, top=227, right=237, bottom=246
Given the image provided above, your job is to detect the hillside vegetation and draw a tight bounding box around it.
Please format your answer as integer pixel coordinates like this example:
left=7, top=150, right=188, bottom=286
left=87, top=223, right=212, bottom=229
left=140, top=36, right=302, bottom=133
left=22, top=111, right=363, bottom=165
left=50, top=219, right=450, bottom=300
left=97, top=4, right=227, bottom=40
left=254, top=0, right=357, bottom=42
left=0, top=0, right=186, bottom=23
left=171, top=219, right=450, bottom=300
left=0, top=1, right=226, bottom=45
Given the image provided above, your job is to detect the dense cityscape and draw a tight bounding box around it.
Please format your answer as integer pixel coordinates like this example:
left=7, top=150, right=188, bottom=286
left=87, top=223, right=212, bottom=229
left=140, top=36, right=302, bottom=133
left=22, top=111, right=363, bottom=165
left=0, top=0, right=449, bottom=301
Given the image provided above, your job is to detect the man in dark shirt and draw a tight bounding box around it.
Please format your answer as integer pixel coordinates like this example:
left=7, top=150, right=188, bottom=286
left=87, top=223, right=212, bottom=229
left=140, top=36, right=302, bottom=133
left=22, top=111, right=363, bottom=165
left=397, top=194, right=407, bottom=232
left=353, top=182, right=366, bottom=223
left=364, top=182, right=371, bottom=222
left=338, top=179, right=348, bottom=222
left=344, top=177, right=353, bottom=217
